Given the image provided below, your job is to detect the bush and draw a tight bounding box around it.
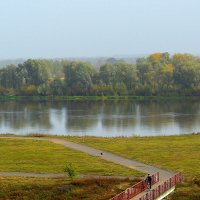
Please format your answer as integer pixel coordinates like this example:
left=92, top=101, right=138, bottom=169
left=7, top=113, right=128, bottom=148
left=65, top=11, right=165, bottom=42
left=193, top=177, right=200, bottom=186
left=64, top=163, right=76, bottom=180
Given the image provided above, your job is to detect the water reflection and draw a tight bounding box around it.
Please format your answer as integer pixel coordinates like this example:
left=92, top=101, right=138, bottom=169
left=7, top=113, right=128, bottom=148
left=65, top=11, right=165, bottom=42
left=0, top=100, right=200, bottom=136
left=101, top=101, right=137, bottom=129
left=65, top=101, right=99, bottom=131
left=0, top=101, right=52, bottom=130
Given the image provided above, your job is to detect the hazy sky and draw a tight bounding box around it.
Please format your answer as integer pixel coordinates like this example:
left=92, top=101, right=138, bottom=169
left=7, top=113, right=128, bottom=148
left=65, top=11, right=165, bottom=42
left=0, top=0, right=200, bottom=59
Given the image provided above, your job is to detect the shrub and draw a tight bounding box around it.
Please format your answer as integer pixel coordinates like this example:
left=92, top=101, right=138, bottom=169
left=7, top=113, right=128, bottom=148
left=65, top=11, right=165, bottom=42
left=64, top=163, right=76, bottom=180
left=193, top=177, right=200, bottom=186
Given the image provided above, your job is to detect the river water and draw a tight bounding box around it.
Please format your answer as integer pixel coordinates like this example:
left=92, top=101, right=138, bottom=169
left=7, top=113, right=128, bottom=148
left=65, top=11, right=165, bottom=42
left=0, top=100, right=200, bottom=137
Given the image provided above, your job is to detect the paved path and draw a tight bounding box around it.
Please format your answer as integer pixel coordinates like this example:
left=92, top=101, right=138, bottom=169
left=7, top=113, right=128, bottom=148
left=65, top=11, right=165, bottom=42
left=0, top=136, right=175, bottom=199
left=48, top=138, right=175, bottom=181
left=0, top=136, right=174, bottom=179
left=49, top=138, right=175, bottom=199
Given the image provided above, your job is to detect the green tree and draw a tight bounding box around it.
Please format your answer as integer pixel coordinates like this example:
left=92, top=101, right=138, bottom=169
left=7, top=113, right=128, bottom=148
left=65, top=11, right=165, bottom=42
left=49, top=79, right=64, bottom=95
left=136, top=52, right=172, bottom=95
left=173, top=54, right=200, bottom=94
left=63, top=61, right=96, bottom=95
left=99, top=64, right=116, bottom=85
left=19, top=59, right=50, bottom=86
left=0, top=65, right=18, bottom=89
left=114, top=82, right=128, bottom=95
left=90, top=84, right=114, bottom=96
left=114, top=63, right=138, bottom=95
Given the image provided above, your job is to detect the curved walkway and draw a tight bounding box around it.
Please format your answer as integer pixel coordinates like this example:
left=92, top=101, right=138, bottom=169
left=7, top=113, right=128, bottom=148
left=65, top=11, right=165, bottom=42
left=0, top=136, right=174, bottom=181
left=49, top=138, right=175, bottom=181
left=0, top=136, right=176, bottom=199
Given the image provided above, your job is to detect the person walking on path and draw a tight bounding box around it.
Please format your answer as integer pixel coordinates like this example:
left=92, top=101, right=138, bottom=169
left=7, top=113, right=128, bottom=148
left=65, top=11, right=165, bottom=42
left=146, top=174, right=152, bottom=190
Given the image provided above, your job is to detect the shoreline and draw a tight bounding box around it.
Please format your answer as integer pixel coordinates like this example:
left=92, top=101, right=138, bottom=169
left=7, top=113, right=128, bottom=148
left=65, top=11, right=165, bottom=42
left=1, top=95, right=200, bottom=101
left=0, top=132, right=199, bottom=138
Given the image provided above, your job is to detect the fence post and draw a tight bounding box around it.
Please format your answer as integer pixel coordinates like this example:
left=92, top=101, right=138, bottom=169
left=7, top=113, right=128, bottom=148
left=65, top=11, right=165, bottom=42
left=152, top=189, right=155, bottom=200
left=158, top=185, right=161, bottom=196
left=170, top=177, right=172, bottom=188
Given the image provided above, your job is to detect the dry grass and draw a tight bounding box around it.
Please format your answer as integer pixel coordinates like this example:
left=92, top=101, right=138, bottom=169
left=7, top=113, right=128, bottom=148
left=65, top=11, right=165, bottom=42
left=0, top=176, right=139, bottom=200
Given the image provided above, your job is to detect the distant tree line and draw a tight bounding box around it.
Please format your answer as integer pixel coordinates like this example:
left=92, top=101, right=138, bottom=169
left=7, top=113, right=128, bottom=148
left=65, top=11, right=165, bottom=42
left=0, top=53, right=200, bottom=96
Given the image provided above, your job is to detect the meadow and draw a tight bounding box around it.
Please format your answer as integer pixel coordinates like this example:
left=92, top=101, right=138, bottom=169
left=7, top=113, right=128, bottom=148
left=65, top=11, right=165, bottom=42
left=0, top=138, right=142, bottom=176
left=0, top=137, right=143, bottom=199
left=1, top=134, right=200, bottom=199
left=66, top=134, right=200, bottom=199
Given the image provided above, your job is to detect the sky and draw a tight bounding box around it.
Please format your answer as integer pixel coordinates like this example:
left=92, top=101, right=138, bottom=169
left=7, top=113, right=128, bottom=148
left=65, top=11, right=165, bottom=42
left=0, top=0, right=200, bottom=59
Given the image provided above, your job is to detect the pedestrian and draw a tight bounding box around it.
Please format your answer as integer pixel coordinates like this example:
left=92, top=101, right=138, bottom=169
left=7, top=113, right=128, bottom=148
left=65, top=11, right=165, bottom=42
left=146, top=174, right=152, bottom=190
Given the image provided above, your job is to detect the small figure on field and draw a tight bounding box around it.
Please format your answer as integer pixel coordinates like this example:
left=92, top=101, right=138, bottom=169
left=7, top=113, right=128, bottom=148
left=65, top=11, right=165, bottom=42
left=146, top=174, right=152, bottom=190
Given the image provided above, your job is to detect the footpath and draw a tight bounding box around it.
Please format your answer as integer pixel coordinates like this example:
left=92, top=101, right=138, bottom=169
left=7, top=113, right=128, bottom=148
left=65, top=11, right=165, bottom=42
left=49, top=138, right=176, bottom=200
left=0, top=136, right=176, bottom=199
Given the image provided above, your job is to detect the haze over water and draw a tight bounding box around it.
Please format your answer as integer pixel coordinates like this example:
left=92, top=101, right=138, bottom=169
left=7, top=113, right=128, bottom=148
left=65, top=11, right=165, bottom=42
left=0, top=100, right=199, bottom=137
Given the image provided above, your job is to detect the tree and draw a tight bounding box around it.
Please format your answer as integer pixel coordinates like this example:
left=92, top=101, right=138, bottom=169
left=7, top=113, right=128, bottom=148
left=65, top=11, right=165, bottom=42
left=173, top=54, right=200, bottom=94
left=63, top=61, right=96, bottom=95
left=114, top=63, right=138, bottom=95
left=159, top=64, right=174, bottom=95
left=136, top=52, right=172, bottom=95
left=90, top=84, right=114, bottom=96
left=99, top=64, right=116, bottom=85
left=0, top=65, right=18, bottom=89
left=49, top=79, right=64, bottom=95
left=22, top=85, right=38, bottom=96
left=114, top=82, right=128, bottom=95
left=18, top=59, right=50, bottom=86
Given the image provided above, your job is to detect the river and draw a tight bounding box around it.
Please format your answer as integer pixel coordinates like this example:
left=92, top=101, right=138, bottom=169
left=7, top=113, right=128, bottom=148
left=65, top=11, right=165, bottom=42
left=0, top=100, right=200, bottom=137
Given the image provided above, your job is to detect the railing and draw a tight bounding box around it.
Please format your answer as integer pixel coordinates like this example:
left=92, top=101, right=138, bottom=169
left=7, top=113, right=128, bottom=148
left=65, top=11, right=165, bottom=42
left=110, top=172, right=159, bottom=200
left=139, top=172, right=183, bottom=200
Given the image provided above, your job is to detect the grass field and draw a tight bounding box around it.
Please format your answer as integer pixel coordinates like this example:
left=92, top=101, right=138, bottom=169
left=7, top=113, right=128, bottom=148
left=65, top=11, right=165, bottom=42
left=66, top=134, right=200, bottom=178
left=0, top=138, right=143, bottom=177
left=0, top=137, right=143, bottom=199
left=65, top=134, right=200, bottom=199
left=0, top=176, right=139, bottom=200
left=1, top=135, right=200, bottom=199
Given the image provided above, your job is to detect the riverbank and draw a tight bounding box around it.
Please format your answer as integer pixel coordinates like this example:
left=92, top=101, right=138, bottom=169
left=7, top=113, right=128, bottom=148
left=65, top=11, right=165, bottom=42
left=1, top=95, right=200, bottom=101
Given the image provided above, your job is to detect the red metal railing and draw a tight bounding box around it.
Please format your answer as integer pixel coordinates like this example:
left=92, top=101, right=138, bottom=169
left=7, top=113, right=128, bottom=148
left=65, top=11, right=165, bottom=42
left=110, top=172, right=159, bottom=200
left=139, top=172, right=183, bottom=200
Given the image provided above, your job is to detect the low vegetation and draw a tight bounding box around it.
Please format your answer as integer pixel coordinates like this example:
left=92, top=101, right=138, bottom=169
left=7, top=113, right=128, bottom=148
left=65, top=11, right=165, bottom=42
left=0, top=176, right=139, bottom=200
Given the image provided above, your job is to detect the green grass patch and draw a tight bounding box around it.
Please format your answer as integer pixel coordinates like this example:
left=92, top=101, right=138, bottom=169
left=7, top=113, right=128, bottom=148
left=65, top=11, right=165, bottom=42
left=0, top=138, right=143, bottom=177
left=65, top=134, right=200, bottom=178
